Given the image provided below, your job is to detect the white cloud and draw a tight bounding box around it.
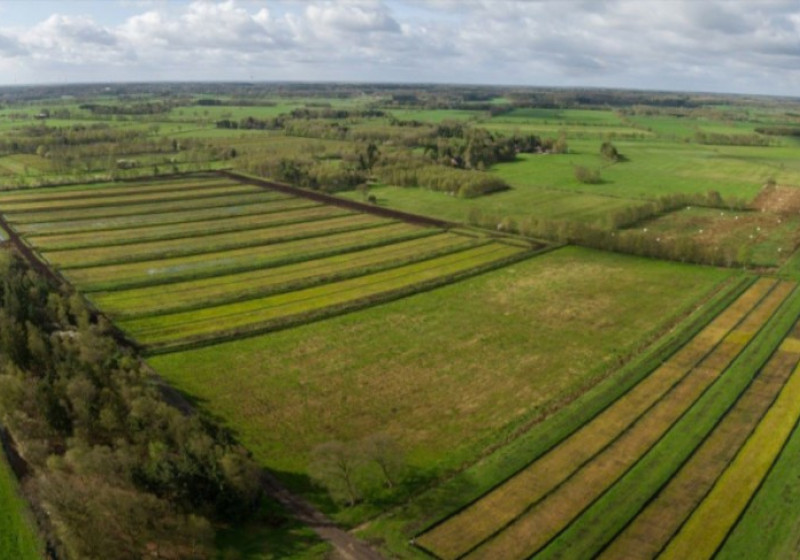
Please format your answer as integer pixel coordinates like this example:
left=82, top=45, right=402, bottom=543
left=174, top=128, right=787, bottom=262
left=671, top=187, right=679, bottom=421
left=0, top=0, right=799, bottom=94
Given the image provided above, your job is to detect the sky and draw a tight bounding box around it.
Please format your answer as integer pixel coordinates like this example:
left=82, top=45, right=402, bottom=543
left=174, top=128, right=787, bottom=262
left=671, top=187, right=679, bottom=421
left=0, top=0, right=799, bottom=96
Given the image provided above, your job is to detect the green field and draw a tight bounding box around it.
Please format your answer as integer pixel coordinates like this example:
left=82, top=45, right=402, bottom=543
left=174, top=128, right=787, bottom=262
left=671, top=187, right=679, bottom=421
left=413, top=277, right=800, bottom=560
left=3, top=87, right=800, bottom=559
left=148, top=247, right=729, bottom=499
left=0, top=454, right=42, bottom=560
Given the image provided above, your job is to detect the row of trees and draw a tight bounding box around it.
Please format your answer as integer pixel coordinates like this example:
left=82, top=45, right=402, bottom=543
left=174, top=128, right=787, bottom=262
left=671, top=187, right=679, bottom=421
left=0, top=250, right=262, bottom=559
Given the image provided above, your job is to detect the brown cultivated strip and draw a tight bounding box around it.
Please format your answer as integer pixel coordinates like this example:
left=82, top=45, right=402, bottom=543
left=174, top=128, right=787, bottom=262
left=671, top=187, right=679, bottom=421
left=660, top=339, right=800, bottom=559
left=416, top=277, right=776, bottom=560
left=599, top=323, right=800, bottom=559
left=461, top=281, right=793, bottom=560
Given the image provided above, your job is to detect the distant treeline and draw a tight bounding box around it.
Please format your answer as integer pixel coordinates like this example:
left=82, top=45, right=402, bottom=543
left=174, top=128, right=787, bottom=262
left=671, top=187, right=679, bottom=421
left=754, top=126, right=800, bottom=137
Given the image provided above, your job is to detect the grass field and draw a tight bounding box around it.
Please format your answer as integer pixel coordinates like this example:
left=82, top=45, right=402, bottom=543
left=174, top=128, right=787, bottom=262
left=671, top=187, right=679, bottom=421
left=417, top=278, right=787, bottom=558
left=148, top=247, right=730, bottom=505
left=414, top=277, right=800, bottom=560
left=0, top=454, right=42, bottom=560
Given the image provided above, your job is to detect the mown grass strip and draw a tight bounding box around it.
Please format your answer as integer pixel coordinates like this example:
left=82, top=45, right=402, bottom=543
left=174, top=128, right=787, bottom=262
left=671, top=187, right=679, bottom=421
left=17, top=197, right=318, bottom=236
left=459, top=281, right=794, bottom=560
left=28, top=205, right=347, bottom=250
left=715, top=404, right=800, bottom=559
left=143, top=242, right=541, bottom=355
left=0, top=182, right=253, bottom=213
left=584, top=328, right=800, bottom=559
left=0, top=175, right=228, bottom=203
left=5, top=190, right=288, bottom=224
left=660, top=329, right=800, bottom=559
left=46, top=214, right=392, bottom=269
left=92, top=233, right=480, bottom=318
left=121, top=243, right=528, bottom=348
left=416, top=277, right=774, bottom=560
left=65, top=223, right=435, bottom=292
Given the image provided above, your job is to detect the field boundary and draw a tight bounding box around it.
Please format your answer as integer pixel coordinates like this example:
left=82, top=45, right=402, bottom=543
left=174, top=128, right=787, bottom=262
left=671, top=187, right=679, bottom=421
left=221, top=170, right=458, bottom=229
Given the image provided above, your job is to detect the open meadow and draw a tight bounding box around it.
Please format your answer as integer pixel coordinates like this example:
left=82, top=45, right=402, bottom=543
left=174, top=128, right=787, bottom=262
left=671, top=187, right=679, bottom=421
left=2, top=84, right=800, bottom=559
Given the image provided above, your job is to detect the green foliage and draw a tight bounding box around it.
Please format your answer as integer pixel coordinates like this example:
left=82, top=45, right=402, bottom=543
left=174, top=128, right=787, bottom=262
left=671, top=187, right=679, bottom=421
left=309, top=434, right=407, bottom=506
left=574, top=165, right=602, bottom=184
left=0, top=249, right=263, bottom=558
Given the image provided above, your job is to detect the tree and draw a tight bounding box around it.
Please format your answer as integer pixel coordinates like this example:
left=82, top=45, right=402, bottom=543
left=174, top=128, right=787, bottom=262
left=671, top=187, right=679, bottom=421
left=308, top=441, right=364, bottom=506
left=362, top=433, right=405, bottom=489
left=600, top=141, right=622, bottom=162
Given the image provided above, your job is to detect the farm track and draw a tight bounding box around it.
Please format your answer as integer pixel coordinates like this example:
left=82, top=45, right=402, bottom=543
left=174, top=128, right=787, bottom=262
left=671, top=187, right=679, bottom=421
left=417, top=278, right=790, bottom=560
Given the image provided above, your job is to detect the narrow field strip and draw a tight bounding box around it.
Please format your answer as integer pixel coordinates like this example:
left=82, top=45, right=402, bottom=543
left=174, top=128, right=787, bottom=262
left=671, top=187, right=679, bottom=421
left=119, top=243, right=527, bottom=347
left=45, top=213, right=392, bottom=269
left=0, top=175, right=228, bottom=203
left=0, top=181, right=251, bottom=212
left=64, top=222, right=434, bottom=291
left=27, top=205, right=350, bottom=250
left=16, top=197, right=318, bottom=236
left=5, top=190, right=289, bottom=224
left=598, top=322, right=800, bottom=559
left=660, top=333, right=800, bottom=559
left=92, top=233, right=480, bottom=318
left=415, top=277, right=777, bottom=560
left=462, top=282, right=794, bottom=560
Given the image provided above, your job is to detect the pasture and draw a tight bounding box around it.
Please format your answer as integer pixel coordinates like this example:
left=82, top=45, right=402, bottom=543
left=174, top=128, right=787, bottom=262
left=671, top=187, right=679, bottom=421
left=148, top=247, right=730, bottom=503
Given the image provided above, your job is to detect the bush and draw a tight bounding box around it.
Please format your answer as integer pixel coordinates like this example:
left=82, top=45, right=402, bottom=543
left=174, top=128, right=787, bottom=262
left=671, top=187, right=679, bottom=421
left=574, top=165, right=602, bottom=184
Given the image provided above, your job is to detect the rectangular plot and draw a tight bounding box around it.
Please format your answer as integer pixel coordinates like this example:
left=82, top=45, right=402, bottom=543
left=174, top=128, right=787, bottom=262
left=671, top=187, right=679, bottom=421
left=460, top=283, right=792, bottom=560
left=64, top=222, right=431, bottom=291
left=0, top=182, right=257, bottom=213
left=6, top=190, right=285, bottom=224
left=600, top=327, right=800, bottom=559
left=661, top=351, right=800, bottom=559
left=29, top=204, right=343, bottom=250
left=46, top=214, right=391, bottom=269
left=0, top=176, right=229, bottom=203
left=416, top=278, right=780, bottom=560
left=526, top=287, right=800, bottom=560
left=16, top=197, right=316, bottom=236
left=92, top=233, right=479, bottom=318
left=119, top=243, right=526, bottom=348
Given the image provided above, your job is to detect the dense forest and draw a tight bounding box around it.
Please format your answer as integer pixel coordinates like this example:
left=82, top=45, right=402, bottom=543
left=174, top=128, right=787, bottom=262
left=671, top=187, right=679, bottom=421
left=0, top=249, right=262, bottom=559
